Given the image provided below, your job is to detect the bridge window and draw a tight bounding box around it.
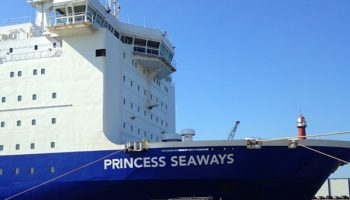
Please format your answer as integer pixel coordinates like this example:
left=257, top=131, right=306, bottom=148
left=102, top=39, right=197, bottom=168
left=51, top=142, right=55, bottom=149
left=134, top=38, right=146, bottom=46
left=96, top=49, right=106, bottom=57
left=1, top=97, right=5, bottom=103
left=15, top=144, right=20, bottom=150
left=30, top=167, right=35, bottom=174
left=0, top=145, right=3, bottom=151
left=17, top=95, right=22, bottom=102
left=52, top=92, right=57, bottom=99
left=34, top=45, right=38, bottom=50
left=41, top=68, right=45, bottom=75
left=17, top=71, right=22, bottom=77
left=0, top=168, right=2, bottom=175
left=17, top=120, right=21, bottom=127
left=1, top=122, right=4, bottom=128
left=51, top=118, right=56, bottom=124
left=15, top=168, right=19, bottom=175
left=147, top=40, right=160, bottom=49
left=32, top=94, right=37, bottom=100
left=10, top=72, right=14, bottom=78
left=121, top=36, right=133, bottom=44
left=33, top=69, right=37, bottom=75
left=30, top=143, right=35, bottom=149
left=50, top=166, right=55, bottom=173
left=32, top=119, right=36, bottom=126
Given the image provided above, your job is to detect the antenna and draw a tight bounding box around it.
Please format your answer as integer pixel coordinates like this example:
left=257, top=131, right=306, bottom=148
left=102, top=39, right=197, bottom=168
left=106, top=0, right=120, bottom=19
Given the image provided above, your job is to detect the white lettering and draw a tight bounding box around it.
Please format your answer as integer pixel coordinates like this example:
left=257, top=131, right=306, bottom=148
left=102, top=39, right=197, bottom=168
left=112, top=159, right=120, bottom=169
left=144, top=157, right=151, bottom=168
left=218, top=154, right=227, bottom=164
left=187, top=156, right=197, bottom=166
left=209, top=154, right=220, bottom=165
left=104, top=159, right=112, bottom=170
left=227, top=154, right=234, bottom=164
left=134, top=158, right=143, bottom=168
left=171, top=156, right=178, bottom=167
left=151, top=157, right=159, bottom=167
left=159, top=156, right=166, bottom=167
left=196, top=155, right=210, bottom=165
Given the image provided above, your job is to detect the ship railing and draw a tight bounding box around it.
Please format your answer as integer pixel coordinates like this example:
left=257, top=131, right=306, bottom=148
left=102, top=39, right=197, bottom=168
left=54, top=12, right=94, bottom=26
left=133, top=45, right=177, bottom=69
left=0, top=16, right=32, bottom=27
left=0, top=49, right=62, bottom=64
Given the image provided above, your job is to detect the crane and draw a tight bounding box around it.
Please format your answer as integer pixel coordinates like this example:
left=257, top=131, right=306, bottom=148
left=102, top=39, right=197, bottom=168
left=228, top=121, right=240, bottom=140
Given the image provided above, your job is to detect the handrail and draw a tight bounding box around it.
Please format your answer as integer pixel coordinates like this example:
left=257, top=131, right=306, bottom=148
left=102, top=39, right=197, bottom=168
left=54, top=12, right=94, bottom=26
left=0, top=49, right=62, bottom=64
left=0, top=16, right=32, bottom=26
left=133, top=45, right=177, bottom=69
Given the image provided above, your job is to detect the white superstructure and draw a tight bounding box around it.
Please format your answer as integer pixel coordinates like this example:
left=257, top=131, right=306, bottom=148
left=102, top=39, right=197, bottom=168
left=0, top=0, right=176, bottom=155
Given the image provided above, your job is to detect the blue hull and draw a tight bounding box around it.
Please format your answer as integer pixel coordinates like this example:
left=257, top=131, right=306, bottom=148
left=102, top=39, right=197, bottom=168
left=1, top=144, right=350, bottom=200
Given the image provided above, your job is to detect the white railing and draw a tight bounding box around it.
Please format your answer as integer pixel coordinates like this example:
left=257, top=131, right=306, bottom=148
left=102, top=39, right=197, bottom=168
left=0, top=49, right=62, bottom=64
left=54, top=12, right=93, bottom=26
left=0, top=16, right=32, bottom=26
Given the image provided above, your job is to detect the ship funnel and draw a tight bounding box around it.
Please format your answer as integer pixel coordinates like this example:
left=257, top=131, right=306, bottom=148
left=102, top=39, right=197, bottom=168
left=181, top=129, right=196, bottom=142
left=297, top=114, right=307, bottom=140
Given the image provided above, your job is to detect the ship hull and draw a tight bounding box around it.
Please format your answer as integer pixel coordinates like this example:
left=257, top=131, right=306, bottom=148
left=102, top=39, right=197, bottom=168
left=1, top=140, right=350, bottom=200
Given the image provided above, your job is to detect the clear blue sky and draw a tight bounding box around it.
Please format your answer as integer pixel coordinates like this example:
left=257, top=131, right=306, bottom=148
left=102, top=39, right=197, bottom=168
left=2, top=0, right=350, bottom=177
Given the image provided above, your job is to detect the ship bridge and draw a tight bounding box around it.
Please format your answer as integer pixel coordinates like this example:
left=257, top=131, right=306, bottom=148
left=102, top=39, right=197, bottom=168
left=120, top=23, right=176, bottom=79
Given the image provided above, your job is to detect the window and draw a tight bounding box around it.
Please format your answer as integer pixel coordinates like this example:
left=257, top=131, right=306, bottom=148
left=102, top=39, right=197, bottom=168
left=41, top=68, right=45, bottom=75
left=1, top=97, right=5, bottom=103
left=130, top=81, right=133, bottom=87
left=123, top=52, right=125, bottom=59
left=17, top=71, right=22, bottom=77
left=17, top=120, right=21, bottom=127
left=0, top=145, right=3, bottom=151
left=9, top=48, right=13, bottom=53
left=0, top=122, right=4, bottom=128
left=16, top=144, right=20, bottom=150
left=121, top=36, right=133, bottom=44
left=134, top=38, right=146, bottom=47
left=51, top=118, right=56, bottom=124
left=50, top=166, right=55, bottom=173
left=34, top=45, right=38, bottom=50
left=144, top=131, right=147, bottom=137
left=0, top=168, right=2, bottom=175
left=32, top=119, right=36, bottom=126
left=53, top=43, right=57, bottom=48
left=17, top=95, right=22, bottom=102
left=32, top=94, right=37, bottom=100
left=30, top=167, right=35, bottom=174
left=30, top=143, right=35, bottom=149
left=52, top=93, right=57, bottom=99
left=123, top=98, right=126, bottom=105
left=96, top=49, right=106, bottom=57
left=10, top=72, right=14, bottom=78
left=15, top=168, right=19, bottom=175
left=33, top=69, right=37, bottom=75
left=130, top=126, right=133, bottom=132
left=51, top=142, right=55, bottom=148
left=123, top=123, right=125, bottom=129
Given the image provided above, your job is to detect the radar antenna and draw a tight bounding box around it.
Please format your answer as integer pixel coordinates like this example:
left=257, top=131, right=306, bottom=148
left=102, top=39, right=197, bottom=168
left=228, top=121, right=240, bottom=140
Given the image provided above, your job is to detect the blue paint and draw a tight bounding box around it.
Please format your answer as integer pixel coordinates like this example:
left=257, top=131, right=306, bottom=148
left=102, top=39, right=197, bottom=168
left=1, top=145, right=350, bottom=200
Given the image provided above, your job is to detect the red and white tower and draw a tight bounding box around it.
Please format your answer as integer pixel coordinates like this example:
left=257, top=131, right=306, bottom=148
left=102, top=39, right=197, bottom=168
left=297, top=114, right=307, bottom=140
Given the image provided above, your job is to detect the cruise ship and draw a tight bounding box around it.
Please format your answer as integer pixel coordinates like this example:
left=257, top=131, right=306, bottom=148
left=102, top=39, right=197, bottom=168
left=0, top=0, right=350, bottom=199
